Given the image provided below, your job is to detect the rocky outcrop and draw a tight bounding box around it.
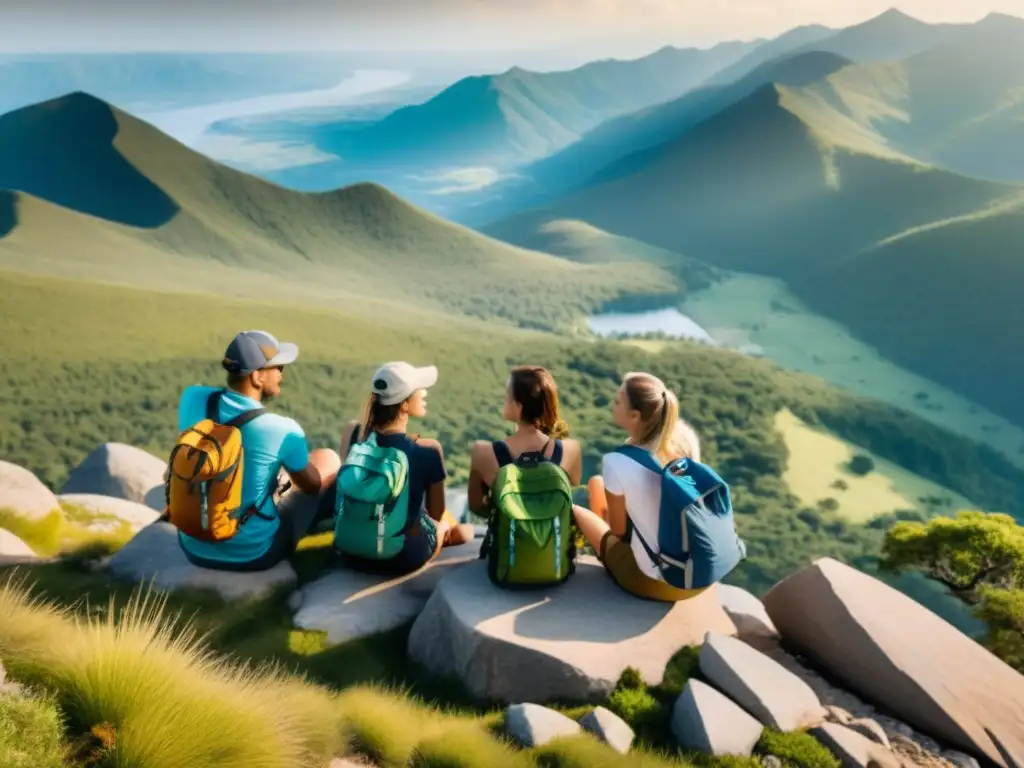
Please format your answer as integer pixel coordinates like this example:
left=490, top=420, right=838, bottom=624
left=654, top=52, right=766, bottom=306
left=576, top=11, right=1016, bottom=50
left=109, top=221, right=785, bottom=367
left=763, top=557, right=1024, bottom=768
left=0, top=461, right=60, bottom=520
left=698, top=632, right=825, bottom=731
left=107, top=522, right=295, bottom=601
left=0, top=528, right=36, bottom=559
left=580, top=706, right=634, bottom=754
left=504, top=703, right=582, bottom=748
left=407, top=556, right=737, bottom=703
left=671, top=679, right=763, bottom=756
left=61, top=443, right=165, bottom=509
left=811, top=723, right=901, bottom=768
left=290, top=539, right=482, bottom=645
left=58, top=494, right=160, bottom=533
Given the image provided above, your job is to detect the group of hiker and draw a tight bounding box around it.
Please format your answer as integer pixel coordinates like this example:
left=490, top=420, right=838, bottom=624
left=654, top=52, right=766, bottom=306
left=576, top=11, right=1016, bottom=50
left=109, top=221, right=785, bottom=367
left=162, top=329, right=746, bottom=603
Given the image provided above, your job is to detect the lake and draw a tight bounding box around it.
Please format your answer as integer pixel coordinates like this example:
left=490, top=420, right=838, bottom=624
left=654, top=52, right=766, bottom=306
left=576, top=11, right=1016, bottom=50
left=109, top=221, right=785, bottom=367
left=587, top=307, right=716, bottom=344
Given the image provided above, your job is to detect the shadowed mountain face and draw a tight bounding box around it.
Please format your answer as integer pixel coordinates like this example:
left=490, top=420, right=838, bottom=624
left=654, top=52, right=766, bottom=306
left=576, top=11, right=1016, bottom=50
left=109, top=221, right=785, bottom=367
left=460, top=51, right=856, bottom=225
left=0, top=191, right=15, bottom=238
left=0, top=92, right=180, bottom=227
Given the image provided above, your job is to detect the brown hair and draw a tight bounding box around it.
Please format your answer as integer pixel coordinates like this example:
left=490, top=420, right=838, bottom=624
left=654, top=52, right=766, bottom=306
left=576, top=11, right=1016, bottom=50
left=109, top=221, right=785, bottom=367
left=357, top=394, right=405, bottom=442
left=622, top=371, right=699, bottom=463
left=509, top=366, right=569, bottom=439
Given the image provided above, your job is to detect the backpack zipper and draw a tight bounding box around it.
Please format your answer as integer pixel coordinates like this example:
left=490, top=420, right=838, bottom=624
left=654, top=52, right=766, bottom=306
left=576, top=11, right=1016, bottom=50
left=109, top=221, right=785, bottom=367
left=376, top=503, right=385, bottom=556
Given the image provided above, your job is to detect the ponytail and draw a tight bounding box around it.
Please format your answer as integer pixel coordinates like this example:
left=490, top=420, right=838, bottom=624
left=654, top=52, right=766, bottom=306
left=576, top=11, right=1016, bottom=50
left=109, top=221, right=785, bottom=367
left=358, top=393, right=403, bottom=441
left=509, top=365, right=571, bottom=438
left=623, top=371, right=700, bottom=463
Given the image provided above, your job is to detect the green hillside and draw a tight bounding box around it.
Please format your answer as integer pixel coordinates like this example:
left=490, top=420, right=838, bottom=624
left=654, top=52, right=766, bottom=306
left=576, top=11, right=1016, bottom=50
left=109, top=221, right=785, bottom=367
left=0, top=92, right=676, bottom=332
left=5, top=267, right=1024, bottom=604
left=484, top=80, right=1024, bottom=425
left=304, top=42, right=757, bottom=170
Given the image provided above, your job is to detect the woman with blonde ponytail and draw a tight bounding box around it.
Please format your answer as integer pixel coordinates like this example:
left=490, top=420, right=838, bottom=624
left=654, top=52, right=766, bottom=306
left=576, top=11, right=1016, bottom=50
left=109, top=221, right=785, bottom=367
left=467, top=365, right=582, bottom=514
left=572, top=372, right=707, bottom=602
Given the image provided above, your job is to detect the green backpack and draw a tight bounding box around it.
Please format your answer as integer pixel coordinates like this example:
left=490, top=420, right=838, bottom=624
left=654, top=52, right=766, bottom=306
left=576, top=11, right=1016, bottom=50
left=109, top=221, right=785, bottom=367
left=480, top=439, right=577, bottom=588
left=334, top=429, right=412, bottom=560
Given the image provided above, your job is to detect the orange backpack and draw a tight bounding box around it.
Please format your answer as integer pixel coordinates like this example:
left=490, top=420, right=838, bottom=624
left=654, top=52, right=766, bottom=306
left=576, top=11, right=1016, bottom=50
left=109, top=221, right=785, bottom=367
left=164, top=390, right=271, bottom=542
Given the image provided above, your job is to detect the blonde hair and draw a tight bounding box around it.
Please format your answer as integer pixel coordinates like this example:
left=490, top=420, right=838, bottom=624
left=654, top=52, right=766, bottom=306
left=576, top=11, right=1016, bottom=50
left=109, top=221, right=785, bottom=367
left=622, top=372, right=700, bottom=463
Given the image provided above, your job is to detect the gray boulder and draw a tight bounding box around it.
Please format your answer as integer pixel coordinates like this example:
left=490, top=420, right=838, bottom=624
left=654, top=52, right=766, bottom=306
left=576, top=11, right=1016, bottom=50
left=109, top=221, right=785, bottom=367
left=59, top=494, right=160, bottom=533
left=107, top=522, right=295, bottom=601
left=505, top=703, right=581, bottom=748
left=699, top=632, right=825, bottom=731
left=61, top=443, right=165, bottom=508
left=764, top=557, right=1024, bottom=768
left=291, top=539, right=482, bottom=645
left=580, top=706, right=634, bottom=754
left=0, top=528, right=36, bottom=558
left=671, top=679, right=763, bottom=756
left=811, top=723, right=901, bottom=768
left=0, top=461, right=60, bottom=521
left=408, top=557, right=737, bottom=703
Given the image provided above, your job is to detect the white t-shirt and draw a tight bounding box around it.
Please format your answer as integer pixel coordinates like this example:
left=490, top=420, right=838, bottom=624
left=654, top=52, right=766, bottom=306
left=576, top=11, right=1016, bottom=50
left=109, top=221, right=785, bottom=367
left=601, top=449, right=664, bottom=581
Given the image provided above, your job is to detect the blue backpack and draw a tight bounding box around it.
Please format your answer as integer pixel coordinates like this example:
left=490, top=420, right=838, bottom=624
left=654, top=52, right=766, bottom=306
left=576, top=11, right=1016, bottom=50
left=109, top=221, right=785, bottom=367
left=612, top=445, right=746, bottom=590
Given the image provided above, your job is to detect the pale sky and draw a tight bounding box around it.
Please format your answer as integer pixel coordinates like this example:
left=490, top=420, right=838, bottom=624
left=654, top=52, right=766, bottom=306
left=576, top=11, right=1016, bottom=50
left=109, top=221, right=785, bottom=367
left=0, top=0, right=1020, bottom=54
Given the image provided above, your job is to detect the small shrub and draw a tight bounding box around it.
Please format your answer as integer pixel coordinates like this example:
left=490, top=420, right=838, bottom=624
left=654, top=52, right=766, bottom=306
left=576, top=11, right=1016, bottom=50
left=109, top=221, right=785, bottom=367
left=847, top=455, right=875, bottom=476
left=830, top=479, right=848, bottom=491
left=757, top=729, right=840, bottom=768
left=0, top=687, right=68, bottom=768
left=816, top=498, right=839, bottom=512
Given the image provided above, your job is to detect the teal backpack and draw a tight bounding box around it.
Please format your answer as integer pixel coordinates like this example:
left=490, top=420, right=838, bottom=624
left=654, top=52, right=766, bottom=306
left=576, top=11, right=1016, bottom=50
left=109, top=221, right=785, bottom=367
left=480, top=439, right=577, bottom=588
left=334, top=429, right=412, bottom=560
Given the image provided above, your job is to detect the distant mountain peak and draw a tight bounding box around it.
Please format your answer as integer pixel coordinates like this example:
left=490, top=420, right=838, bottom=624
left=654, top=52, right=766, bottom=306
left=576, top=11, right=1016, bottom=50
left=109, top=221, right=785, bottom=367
left=864, top=7, right=926, bottom=27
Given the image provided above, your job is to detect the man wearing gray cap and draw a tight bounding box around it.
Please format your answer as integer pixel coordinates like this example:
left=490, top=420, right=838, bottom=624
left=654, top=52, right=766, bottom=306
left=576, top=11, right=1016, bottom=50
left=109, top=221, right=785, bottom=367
left=173, top=330, right=340, bottom=570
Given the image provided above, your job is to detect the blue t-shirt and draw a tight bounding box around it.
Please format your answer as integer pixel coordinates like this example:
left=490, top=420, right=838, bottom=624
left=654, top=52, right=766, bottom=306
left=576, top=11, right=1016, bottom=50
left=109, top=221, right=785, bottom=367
left=176, top=385, right=309, bottom=563
left=357, top=429, right=447, bottom=519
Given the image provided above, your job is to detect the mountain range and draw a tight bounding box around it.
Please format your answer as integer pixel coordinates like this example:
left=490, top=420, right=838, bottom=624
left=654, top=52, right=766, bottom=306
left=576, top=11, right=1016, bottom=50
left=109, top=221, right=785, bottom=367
left=0, top=92, right=675, bottom=335
left=480, top=13, right=1024, bottom=428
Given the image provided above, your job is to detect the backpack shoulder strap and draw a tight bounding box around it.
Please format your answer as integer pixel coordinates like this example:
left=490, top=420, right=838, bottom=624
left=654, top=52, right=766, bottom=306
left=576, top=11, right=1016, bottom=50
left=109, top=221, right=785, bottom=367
left=226, top=407, right=266, bottom=429
left=612, top=444, right=664, bottom=475
left=550, top=439, right=563, bottom=465
left=205, top=390, right=223, bottom=421
left=492, top=441, right=514, bottom=468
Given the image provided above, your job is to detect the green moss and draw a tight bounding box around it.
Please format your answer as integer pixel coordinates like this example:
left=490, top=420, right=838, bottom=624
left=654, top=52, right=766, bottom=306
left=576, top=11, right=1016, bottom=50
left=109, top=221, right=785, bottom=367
left=757, top=729, right=840, bottom=768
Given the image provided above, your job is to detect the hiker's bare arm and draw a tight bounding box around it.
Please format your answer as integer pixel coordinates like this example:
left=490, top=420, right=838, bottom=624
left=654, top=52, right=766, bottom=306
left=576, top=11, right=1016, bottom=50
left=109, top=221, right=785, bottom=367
left=426, top=481, right=446, bottom=522
left=468, top=441, right=492, bottom=514
left=287, top=462, right=322, bottom=495
left=339, top=420, right=360, bottom=462
left=606, top=491, right=628, bottom=538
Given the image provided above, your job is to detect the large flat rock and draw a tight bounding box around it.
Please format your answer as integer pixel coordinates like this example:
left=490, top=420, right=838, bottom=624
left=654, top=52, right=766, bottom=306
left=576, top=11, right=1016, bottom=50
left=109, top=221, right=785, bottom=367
left=717, top=584, right=778, bottom=642
left=61, top=443, right=165, bottom=509
left=699, top=632, right=825, bottom=731
left=107, top=522, right=296, bottom=601
left=59, top=494, right=160, bottom=533
left=763, top=557, right=1024, bottom=768
left=0, top=461, right=60, bottom=521
left=408, top=556, right=737, bottom=704
left=291, top=539, right=482, bottom=645
left=672, top=679, right=763, bottom=757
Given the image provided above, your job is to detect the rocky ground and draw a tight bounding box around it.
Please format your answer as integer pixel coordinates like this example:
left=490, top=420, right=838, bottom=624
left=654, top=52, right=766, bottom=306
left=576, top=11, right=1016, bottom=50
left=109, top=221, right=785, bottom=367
left=2, top=444, right=1023, bottom=768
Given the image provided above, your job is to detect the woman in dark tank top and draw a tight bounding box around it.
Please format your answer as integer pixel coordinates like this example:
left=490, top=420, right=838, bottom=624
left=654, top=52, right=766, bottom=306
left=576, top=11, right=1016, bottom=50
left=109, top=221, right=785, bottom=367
left=467, top=365, right=583, bottom=516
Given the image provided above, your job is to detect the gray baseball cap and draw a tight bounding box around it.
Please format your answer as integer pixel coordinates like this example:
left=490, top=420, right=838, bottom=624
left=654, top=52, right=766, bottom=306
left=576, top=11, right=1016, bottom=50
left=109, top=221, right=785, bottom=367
left=222, top=330, right=299, bottom=376
left=371, top=361, right=438, bottom=406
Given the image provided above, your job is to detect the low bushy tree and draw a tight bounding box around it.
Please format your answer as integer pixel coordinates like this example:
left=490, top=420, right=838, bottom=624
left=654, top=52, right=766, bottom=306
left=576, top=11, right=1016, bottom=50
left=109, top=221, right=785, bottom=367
left=880, top=510, right=1024, bottom=670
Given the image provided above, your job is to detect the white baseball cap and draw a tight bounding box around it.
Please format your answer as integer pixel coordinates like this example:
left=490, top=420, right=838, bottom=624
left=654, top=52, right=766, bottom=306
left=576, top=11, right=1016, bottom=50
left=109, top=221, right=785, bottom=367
left=371, top=362, right=438, bottom=406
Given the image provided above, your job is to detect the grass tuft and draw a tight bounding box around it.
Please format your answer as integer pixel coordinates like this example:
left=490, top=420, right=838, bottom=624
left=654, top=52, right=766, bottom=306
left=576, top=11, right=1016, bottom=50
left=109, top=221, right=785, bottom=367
left=756, top=730, right=840, bottom=768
